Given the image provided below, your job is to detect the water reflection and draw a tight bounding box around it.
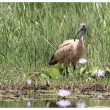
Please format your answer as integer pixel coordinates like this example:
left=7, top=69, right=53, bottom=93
left=76, top=101, right=86, bottom=108
left=0, top=97, right=110, bottom=107
left=0, top=89, right=110, bottom=107
left=46, top=99, right=86, bottom=108
left=26, top=100, right=32, bottom=107
left=56, top=99, right=71, bottom=108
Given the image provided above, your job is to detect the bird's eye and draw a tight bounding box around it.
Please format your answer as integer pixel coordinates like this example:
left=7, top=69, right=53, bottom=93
left=83, top=25, right=86, bottom=28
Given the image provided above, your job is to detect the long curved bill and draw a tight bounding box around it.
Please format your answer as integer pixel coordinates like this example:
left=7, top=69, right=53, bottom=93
left=74, top=29, right=81, bottom=41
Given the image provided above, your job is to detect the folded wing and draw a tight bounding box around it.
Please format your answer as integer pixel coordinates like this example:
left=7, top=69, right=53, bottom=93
left=49, top=40, right=75, bottom=65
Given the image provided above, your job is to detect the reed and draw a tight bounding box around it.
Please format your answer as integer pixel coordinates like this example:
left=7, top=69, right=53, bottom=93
left=0, top=3, right=110, bottom=87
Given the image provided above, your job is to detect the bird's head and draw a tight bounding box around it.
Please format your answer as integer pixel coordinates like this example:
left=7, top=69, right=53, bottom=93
left=74, top=23, right=86, bottom=40
left=79, top=23, right=86, bottom=32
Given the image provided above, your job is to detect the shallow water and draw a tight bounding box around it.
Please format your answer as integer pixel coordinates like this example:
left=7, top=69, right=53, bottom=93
left=0, top=89, right=110, bottom=108
left=0, top=96, right=110, bottom=108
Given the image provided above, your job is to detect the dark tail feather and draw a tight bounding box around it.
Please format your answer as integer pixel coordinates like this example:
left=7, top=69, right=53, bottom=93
left=49, top=60, right=58, bottom=65
left=49, top=55, right=58, bottom=65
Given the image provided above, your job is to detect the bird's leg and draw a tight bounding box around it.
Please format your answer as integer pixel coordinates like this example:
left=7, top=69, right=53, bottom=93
left=73, top=65, right=76, bottom=73
left=73, top=65, right=76, bottom=70
left=72, top=64, right=76, bottom=78
left=66, top=66, right=69, bottom=77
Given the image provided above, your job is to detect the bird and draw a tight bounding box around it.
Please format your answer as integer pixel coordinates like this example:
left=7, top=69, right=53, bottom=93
left=49, top=23, right=86, bottom=77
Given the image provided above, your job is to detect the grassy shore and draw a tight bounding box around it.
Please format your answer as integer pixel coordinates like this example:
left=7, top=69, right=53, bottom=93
left=0, top=3, right=110, bottom=89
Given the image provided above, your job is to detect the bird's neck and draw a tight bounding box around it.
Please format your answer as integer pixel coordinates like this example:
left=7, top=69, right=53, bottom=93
left=79, top=31, right=84, bottom=41
left=79, top=35, right=84, bottom=42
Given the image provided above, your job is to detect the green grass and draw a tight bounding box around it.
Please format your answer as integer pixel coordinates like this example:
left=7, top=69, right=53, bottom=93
left=0, top=2, right=110, bottom=89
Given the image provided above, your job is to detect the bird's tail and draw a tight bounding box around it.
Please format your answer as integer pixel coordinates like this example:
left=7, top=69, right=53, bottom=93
left=49, top=54, right=58, bottom=65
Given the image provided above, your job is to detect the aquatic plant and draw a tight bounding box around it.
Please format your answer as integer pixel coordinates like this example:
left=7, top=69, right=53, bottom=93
left=77, top=58, right=88, bottom=66
left=92, top=69, right=105, bottom=77
left=27, top=79, right=32, bottom=86
left=57, top=89, right=71, bottom=97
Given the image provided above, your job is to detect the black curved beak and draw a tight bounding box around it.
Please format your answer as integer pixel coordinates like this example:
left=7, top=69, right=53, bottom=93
left=74, top=29, right=81, bottom=40
left=74, top=28, right=86, bottom=41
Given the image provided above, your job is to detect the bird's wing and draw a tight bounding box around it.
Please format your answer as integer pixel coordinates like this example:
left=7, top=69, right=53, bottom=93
left=58, top=39, right=74, bottom=49
left=54, top=40, right=75, bottom=61
left=49, top=39, right=75, bottom=65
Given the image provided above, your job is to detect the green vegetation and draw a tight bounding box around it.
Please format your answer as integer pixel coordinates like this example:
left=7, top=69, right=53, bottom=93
left=0, top=3, right=110, bottom=89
